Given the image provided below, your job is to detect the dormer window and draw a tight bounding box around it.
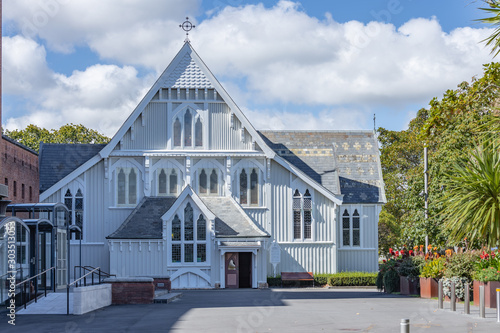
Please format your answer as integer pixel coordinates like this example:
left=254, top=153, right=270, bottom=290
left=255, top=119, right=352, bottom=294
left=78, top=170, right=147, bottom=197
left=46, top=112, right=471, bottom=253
left=173, top=107, right=203, bottom=149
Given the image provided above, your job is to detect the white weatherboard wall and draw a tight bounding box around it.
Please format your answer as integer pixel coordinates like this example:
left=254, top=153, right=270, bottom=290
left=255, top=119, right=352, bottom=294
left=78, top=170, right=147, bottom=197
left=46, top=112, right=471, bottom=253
left=337, top=205, right=379, bottom=273
left=73, top=284, right=111, bottom=315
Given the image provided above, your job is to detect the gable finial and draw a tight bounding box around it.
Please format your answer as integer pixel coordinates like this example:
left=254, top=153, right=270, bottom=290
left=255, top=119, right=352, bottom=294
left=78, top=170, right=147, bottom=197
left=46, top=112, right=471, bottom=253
left=180, top=17, right=195, bottom=42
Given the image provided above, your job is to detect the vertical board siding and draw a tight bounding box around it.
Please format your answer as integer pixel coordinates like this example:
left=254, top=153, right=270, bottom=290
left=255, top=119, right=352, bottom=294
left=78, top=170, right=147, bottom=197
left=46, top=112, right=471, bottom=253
left=208, top=103, right=252, bottom=150
left=122, top=103, right=168, bottom=150
left=338, top=250, right=378, bottom=272
left=243, top=208, right=268, bottom=232
left=270, top=243, right=336, bottom=274
left=70, top=243, right=108, bottom=279
left=109, top=241, right=165, bottom=277
left=270, top=161, right=291, bottom=242
left=362, top=206, right=376, bottom=249
left=313, top=191, right=335, bottom=242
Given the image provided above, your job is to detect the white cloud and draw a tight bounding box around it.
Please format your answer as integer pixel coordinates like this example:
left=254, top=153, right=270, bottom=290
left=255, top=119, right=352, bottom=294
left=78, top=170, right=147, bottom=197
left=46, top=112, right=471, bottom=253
left=4, top=0, right=201, bottom=54
left=243, top=106, right=368, bottom=131
left=2, top=0, right=497, bottom=134
left=3, top=36, right=152, bottom=137
left=2, top=36, right=54, bottom=94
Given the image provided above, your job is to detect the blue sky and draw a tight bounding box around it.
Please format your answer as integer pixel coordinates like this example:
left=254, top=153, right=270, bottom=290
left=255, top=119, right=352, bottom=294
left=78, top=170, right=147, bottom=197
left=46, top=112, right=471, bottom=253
left=1, top=0, right=496, bottom=137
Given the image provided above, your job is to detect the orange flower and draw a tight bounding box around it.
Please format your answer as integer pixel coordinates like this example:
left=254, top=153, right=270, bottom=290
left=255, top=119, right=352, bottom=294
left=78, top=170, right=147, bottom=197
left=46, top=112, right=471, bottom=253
left=427, top=245, right=432, bottom=250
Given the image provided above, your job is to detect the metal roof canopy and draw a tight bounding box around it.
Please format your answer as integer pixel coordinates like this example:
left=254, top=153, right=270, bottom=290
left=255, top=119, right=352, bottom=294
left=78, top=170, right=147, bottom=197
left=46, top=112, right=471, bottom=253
left=7, top=203, right=69, bottom=227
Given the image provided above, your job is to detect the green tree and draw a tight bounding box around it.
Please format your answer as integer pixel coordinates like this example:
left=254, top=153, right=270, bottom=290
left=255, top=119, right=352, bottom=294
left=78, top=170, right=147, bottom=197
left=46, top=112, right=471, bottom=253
left=377, top=63, right=500, bottom=249
left=439, top=141, right=500, bottom=248
left=478, top=0, right=500, bottom=57
left=5, top=123, right=110, bottom=152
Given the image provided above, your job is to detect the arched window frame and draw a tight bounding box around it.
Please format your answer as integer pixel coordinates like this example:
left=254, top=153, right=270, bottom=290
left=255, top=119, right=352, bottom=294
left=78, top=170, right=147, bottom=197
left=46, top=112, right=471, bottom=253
left=62, top=180, right=85, bottom=241
left=169, top=201, right=209, bottom=265
left=156, top=168, right=180, bottom=196
left=292, top=189, right=313, bottom=241
left=341, top=206, right=362, bottom=248
left=111, top=159, right=143, bottom=208
left=233, top=159, right=265, bottom=207
left=172, top=106, right=205, bottom=149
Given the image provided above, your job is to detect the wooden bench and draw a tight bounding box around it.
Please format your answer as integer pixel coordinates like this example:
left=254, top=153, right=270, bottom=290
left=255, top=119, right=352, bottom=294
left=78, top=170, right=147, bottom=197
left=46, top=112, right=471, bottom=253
left=281, top=272, right=314, bottom=288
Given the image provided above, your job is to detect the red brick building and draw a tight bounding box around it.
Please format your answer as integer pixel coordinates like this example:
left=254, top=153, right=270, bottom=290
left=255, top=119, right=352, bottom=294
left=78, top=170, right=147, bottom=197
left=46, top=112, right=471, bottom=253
left=0, top=136, right=39, bottom=204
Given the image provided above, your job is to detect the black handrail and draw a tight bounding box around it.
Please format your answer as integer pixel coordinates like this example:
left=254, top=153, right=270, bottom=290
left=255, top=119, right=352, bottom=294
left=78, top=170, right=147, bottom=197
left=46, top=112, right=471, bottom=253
left=73, top=266, right=115, bottom=287
left=67, top=266, right=115, bottom=315
left=14, top=267, right=56, bottom=309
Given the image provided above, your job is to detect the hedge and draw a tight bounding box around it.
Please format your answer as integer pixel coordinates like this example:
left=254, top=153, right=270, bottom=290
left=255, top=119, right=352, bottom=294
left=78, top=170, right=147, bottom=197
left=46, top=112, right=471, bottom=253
left=267, top=272, right=377, bottom=287
left=327, top=272, right=377, bottom=286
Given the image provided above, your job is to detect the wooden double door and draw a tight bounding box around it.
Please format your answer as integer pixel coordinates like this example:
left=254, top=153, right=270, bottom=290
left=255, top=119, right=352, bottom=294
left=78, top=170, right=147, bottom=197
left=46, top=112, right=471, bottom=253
left=225, top=252, right=252, bottom=288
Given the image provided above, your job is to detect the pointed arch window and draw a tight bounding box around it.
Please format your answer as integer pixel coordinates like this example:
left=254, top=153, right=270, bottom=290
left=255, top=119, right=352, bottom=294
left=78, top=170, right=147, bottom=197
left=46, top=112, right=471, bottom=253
left=199, top=169, right=207, bottom=194
left=170, top=206, right=208, bottom=264
left=173, top=118, right=181, bottom=147
left=238, top=167, right=260, bottom=206
left=184, top=110, right=192, bottom=146
left=195, top=118, right=203, bottom=147
left=210, top=170, right=218, bottom=194
left=172, top=108, right=204, bottom=148
left=342, top=208, right=361, bottom=247
left=156, top=168, right=179, bottom=196
left=116, top=167, right=139, bottom=207
left=293, top=190, right=302, bottom=239
left=198, top=168, right=220, bottom=196
left=293, top=189, right=313, bottom=240
left=158, top=169, right=167, bottom=194
left=240, top=169, right=248, bottom=205
left=64, top=187, right=84, bottom=240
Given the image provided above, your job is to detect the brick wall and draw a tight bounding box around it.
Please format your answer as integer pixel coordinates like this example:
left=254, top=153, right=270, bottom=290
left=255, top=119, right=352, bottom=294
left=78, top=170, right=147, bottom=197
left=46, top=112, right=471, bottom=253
left=110, top=281, right=155, bottom=304
left=0, top=137, right=39, bottom=204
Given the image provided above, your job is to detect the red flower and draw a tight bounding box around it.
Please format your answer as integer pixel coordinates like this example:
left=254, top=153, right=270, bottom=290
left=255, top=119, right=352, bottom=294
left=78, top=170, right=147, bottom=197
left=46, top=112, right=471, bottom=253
left=409, top=250, right=414, bottom=256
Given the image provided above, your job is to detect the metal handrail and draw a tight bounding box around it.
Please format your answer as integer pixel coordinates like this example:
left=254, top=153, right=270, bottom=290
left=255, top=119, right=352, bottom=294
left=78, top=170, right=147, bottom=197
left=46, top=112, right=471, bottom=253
left=68, top=267, right=101, bottom=288
left=13, top=267, right=56, bottom=309
left=15, top=267, right=56, bottom=287
left=73, top=265, right=115, bottom=284
left=68, top=266, right=111, bottom=315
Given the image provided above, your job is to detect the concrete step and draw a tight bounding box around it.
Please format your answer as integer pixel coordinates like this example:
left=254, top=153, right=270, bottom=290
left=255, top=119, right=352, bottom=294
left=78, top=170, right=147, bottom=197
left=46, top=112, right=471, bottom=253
left=153, top=292, right=182, bottom=304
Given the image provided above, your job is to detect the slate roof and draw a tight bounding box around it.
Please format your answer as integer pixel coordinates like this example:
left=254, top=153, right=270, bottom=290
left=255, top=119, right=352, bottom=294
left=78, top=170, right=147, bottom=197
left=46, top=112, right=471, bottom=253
left=200, top=197, right=269, bottom=238
left=107, top=197, right=177, bottom=239
left=39, top=143, right=106, bottom=193
left=107, top=196, right=269, bottom=239
left=163, top=52, right=214, bottom=89
left=259, top=130, right=385, bottom=204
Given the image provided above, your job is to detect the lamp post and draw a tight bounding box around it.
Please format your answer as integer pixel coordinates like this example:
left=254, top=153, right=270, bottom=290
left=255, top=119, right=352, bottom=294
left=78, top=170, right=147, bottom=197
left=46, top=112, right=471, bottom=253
left=424, top=146, right=429, bottom=252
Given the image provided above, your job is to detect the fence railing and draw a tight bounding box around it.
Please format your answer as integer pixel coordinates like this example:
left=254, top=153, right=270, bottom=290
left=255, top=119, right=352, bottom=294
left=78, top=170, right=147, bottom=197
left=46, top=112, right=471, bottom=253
left=14, top=267, right=56, bottom=309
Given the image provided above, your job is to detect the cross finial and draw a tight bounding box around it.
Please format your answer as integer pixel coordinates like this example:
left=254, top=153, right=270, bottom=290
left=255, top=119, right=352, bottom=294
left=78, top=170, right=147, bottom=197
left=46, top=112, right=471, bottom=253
left=180, top=17, right=195, bottom=42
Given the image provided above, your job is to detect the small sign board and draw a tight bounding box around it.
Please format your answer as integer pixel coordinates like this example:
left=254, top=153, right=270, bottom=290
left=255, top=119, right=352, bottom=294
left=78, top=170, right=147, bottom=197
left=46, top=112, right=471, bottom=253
left=270, top=242, right=281, bottom=264
left=270, top=242, right=281, bottom=277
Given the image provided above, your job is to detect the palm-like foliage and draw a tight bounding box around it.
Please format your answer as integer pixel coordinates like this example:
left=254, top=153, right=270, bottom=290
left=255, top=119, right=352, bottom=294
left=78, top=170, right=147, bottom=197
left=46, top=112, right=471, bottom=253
left=478, top=1, right=500, bottom=57
left=440, top=141, right=500, bottom=247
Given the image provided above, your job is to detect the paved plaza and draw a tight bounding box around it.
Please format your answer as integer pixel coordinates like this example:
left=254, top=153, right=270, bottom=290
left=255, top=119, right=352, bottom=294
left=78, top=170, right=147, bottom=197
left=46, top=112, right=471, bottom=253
left=1, top=288, right=499, bottom=332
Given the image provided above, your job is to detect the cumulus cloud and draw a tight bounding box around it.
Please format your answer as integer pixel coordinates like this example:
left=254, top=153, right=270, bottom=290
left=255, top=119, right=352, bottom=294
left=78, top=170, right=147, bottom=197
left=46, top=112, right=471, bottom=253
left=3, top=36, right=152, bottom=136
left=1, top=0, right=496, bottom=134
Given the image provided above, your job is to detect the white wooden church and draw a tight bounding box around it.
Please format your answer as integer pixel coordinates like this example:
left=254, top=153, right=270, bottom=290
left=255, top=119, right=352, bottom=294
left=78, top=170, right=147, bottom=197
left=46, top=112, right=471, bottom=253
left=39, top=41, right=385, bottom=289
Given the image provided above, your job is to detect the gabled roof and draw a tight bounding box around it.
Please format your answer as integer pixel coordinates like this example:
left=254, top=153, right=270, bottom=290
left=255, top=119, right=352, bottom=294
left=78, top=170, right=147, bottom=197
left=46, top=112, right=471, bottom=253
left=259, top=130, right=386, bottom=204
left=107, top=196, right=177, bottom=239
left=99, top=41, right=275, bottom=159
left=201, top=197, right=269, bottom=238
left=107, top=191, right=269, bottom=239
left=39, top=143, right=106, bottom=193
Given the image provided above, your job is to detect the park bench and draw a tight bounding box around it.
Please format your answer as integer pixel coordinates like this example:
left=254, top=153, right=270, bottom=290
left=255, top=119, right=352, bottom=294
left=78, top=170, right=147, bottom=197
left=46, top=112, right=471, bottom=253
left=281, top=272, right=314, bottom=288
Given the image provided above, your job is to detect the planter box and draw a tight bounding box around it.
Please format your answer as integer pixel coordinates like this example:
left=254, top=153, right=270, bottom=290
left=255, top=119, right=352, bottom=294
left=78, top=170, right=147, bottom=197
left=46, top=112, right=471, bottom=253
left=420, top=277, right=438, bottom=299
left=473, top=280, right=500, bottom=308
left=400, top=276, right=419, bottom=295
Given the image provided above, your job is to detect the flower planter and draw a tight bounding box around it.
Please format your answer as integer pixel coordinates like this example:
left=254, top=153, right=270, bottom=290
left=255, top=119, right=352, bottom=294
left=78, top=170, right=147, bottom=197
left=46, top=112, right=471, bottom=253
left=400, top=276, right=419, bottom=295
left=419, top=277, right=438, bottom=299
left=473, top=280, right=500, bottom=308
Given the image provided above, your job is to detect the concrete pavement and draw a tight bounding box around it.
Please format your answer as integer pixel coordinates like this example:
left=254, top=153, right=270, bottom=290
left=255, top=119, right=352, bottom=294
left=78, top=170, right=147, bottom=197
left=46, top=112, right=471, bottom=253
left=1, top=288, right=499, bottom=332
